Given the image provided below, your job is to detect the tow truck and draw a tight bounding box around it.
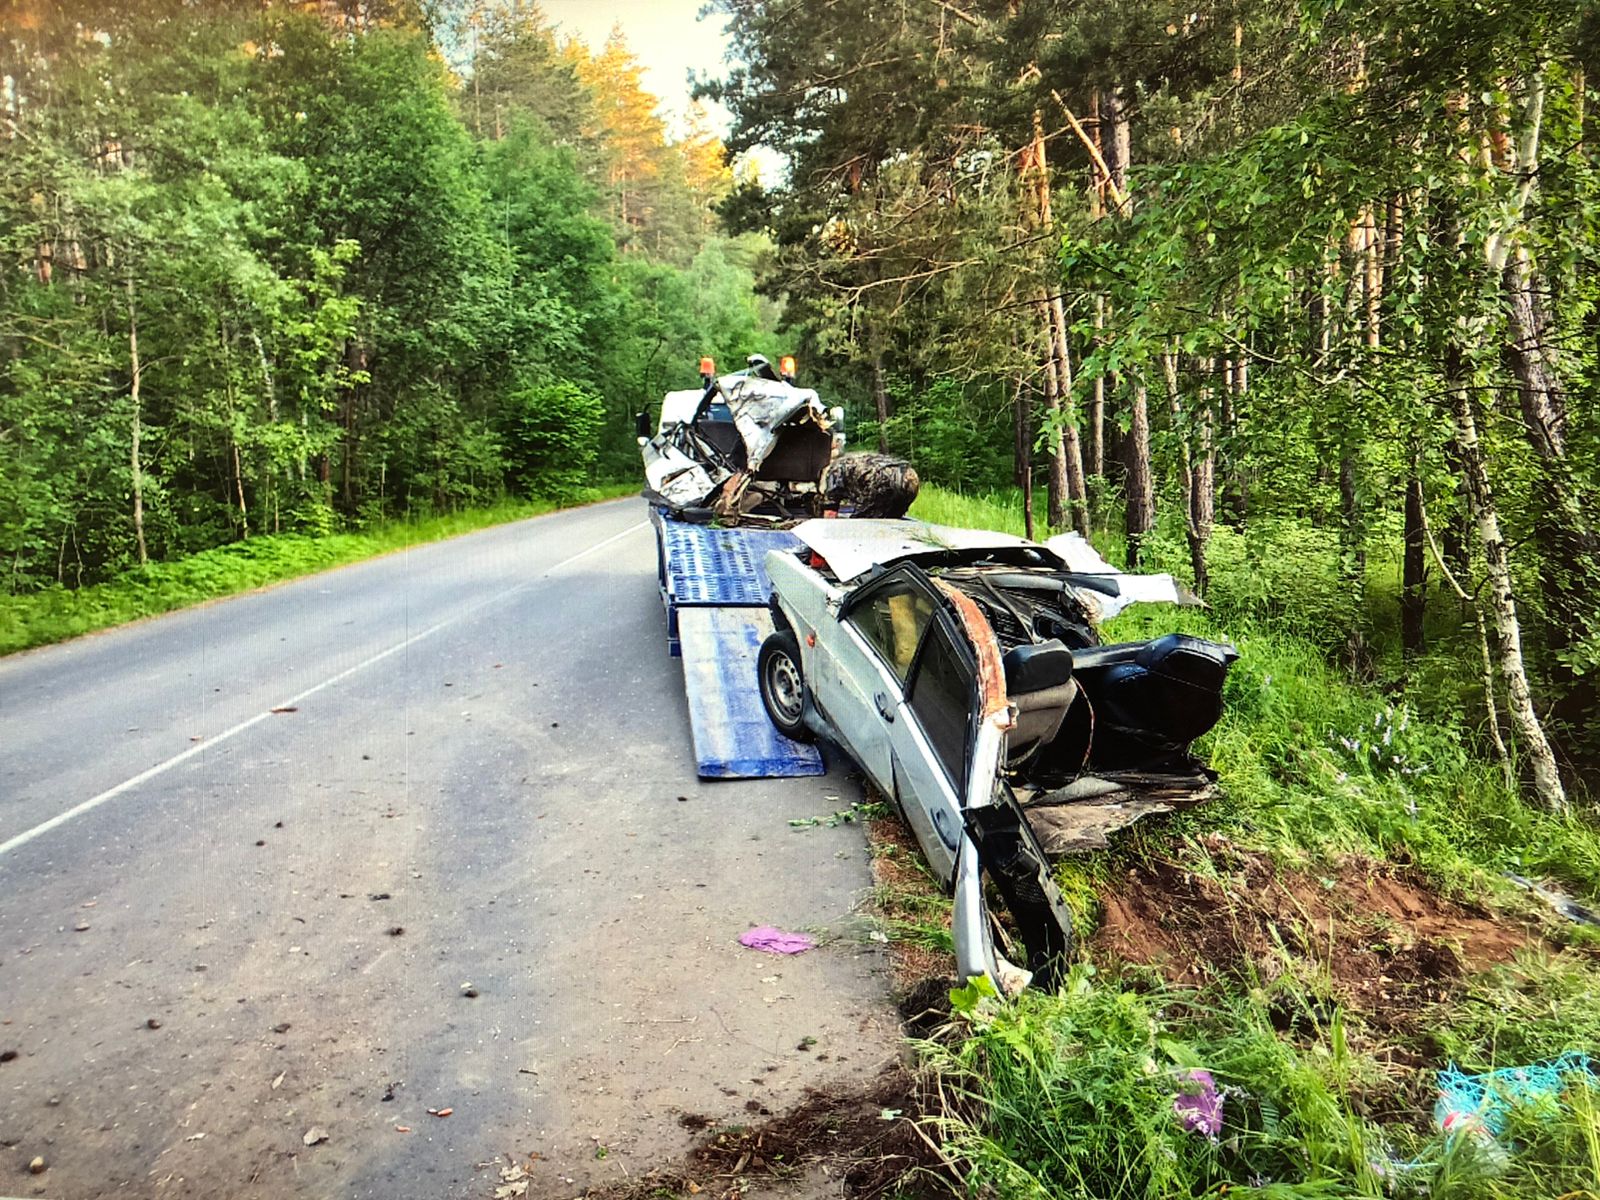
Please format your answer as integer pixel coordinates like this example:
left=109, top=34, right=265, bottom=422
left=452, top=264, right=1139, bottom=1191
left=639, top=354, right=916, bottom=779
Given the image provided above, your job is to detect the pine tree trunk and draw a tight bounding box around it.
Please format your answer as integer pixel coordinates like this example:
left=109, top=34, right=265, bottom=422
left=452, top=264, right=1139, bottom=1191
left=1040, top=319, right=1069, bottom=531
left=1103, top=87, right=1131, bottom=214
left=1046, top=293, right=1091, bottom=538
left=1163, top=349, right=1207, bottom=595
left=1028, top=111, right=1089, bottom=538
left=1448, top=347, right=1567, bottom=812
left=1124, top=377, right=1153, bottom=568
left=872, top=351, right=890, bottom=454
left=125, top=270, right=147, bottom=567
left=1013, top=372, right=1035, bottom=542
left=1088, top=296, right=1105, bottom=480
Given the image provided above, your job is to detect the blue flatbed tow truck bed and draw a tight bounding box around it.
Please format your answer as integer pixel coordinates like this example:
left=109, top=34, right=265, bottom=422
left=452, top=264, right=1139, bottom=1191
left=651, top=506, right=825, bottom=780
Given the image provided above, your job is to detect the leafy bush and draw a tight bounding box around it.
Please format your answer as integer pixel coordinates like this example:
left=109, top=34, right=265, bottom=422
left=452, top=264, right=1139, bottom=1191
left=499, top=380, right=606, bottom=500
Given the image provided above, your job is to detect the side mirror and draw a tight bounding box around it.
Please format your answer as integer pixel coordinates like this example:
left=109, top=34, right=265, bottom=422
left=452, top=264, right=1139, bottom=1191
left=635, top=411, right=651, bottom=439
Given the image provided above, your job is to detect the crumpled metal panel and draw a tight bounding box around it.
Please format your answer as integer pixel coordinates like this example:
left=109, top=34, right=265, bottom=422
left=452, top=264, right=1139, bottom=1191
left=724, top=377, right=824, bottom=468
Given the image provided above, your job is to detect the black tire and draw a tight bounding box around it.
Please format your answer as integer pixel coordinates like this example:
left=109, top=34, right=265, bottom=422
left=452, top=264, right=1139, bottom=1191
left=758, top=631, right=815, bottom=742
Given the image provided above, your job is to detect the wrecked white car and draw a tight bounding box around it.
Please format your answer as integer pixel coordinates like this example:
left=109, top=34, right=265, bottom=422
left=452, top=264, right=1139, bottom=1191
left=638, top=355, right=918, bottom=521
left=756, top=519, right=1237, bottom=993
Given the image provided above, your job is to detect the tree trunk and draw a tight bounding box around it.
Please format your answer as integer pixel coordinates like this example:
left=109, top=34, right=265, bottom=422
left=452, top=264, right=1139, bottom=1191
left=871, top=350, right=891, bottom=454
left=1014, top=372, right=1035, bottom=542
left=125, top=270, right=147, bottom=567
left=1420, top=489, right=1512, bottom=785
left=1028, top=111, right=1089, bottom=538
left=1040, top=323, right=1069, bottom=532
left=233, top=440, right=250, bottom=539
left=1191, top=358, right=1216, bottom=592
left=1046, top=292, right=1091, bottom=538
left=1401, top=462, right=1425, bottom=658
left=1448, top=346, right=1567, bottom=812
left=1088, top=295, right=1105, bottom=480
left=1163, top=349, right=1208, bottom=595
left=1103, top=87, right=1131, bottom=214
left=1124, top=376, right=1153, bottom=568
left=1012, top=372, right=1028, bottom=489
left=1502, top=244, right=1599, bottom=732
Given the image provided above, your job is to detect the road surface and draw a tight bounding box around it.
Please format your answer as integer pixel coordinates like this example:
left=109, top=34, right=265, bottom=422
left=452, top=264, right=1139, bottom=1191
left=0, top=497, right=899, bottom=1198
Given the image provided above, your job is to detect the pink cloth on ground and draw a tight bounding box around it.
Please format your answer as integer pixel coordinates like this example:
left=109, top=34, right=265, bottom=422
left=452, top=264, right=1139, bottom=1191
left=739, top=926, right=816, bottom=954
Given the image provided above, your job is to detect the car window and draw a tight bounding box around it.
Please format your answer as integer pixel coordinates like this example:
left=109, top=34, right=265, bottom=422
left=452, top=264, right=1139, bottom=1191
left=906, top=622, right=974, bottom=788
left=847, top=577, right=937, bottom=683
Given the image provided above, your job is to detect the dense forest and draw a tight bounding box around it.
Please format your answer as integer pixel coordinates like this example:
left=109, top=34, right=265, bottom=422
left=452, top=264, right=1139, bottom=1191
left=1, top=0, right=776, bottom=591
left=708, top=0, right=1600, bottom=801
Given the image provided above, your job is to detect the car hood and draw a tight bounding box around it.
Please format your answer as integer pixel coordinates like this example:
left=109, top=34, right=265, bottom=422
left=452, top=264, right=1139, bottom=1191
left=791, top=518, right=1047, bottom=582
left=791, top=519, right=1197, bottom=618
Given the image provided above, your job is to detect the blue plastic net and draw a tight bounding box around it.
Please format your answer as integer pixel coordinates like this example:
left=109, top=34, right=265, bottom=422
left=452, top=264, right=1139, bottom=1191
left=1436, top=1052, right=1595, bottom=1137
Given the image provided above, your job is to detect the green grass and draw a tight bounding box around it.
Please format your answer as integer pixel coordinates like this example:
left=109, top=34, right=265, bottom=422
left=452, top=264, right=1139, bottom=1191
left=899, top=482, right=1600, bottom=1200
left=0, top=484, right=637, bottom=656
left=910, top=484, right=1032, bottom=538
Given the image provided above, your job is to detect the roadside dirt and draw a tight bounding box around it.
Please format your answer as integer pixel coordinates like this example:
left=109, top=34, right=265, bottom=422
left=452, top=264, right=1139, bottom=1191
left=1093, top=839, right=1535, bottom=1028
left=586, top=1065, right=950, bottom=1200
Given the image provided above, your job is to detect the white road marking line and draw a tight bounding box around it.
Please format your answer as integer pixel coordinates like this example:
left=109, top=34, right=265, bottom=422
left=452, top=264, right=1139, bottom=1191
left=0, top=520, right=648, bottom=859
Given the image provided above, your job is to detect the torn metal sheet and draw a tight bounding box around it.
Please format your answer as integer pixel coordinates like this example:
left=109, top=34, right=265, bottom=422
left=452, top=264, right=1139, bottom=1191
left=1021, top=772, right=1219, bottom=858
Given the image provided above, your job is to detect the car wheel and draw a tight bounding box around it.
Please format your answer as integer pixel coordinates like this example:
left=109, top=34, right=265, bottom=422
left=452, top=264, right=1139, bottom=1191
left=758, top=631, right=815, bottom=742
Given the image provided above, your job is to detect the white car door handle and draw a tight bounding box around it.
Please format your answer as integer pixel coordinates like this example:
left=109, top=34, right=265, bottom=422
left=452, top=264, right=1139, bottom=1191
left=874, top=692, right=896, bottom=722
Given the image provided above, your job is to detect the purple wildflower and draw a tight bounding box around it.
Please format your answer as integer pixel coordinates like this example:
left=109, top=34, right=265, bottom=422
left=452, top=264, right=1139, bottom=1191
left=1174, top=1068, right=1225, bottom=1137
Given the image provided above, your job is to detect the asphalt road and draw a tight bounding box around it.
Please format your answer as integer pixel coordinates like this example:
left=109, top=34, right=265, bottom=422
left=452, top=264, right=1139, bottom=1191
left=0, top=497, right=899, bottom=1199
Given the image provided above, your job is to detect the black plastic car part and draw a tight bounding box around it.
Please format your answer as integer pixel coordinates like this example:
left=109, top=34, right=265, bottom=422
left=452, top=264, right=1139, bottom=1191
left=1073, top=633, right=1239, bottom=768
left=965, top=793, right=1075, bottom=988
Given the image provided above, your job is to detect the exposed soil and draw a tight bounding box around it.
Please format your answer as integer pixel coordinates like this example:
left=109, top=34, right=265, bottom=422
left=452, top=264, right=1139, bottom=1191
left=588, top=1066, right=951, bottom=1200
left=1094, top=839, right=1535, bottom=1029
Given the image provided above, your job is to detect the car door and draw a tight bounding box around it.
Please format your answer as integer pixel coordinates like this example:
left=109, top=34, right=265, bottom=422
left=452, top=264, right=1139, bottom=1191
left=886, top=612, right=976, bottom=886
left=813, top=568, right=939, bottom=797
left=830, top=568, right=975, bottom=885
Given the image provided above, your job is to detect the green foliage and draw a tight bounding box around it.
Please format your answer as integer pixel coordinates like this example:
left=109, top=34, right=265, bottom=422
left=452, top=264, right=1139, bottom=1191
left=861, top=378, right=1013, bottom=494
left=928, top=970, right=1391, bottom=1199
left=0, top=5, right=766, bottom=613
left=499, top=382, right=606, bottom=500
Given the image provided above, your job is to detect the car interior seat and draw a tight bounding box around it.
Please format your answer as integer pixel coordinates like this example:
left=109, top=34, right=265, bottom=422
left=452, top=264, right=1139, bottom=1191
left=1001, top=639, right=1078, bottom=765
left=1074, top=633, right=1238, bottom=767
left=694, top=419, right=748, bottom=469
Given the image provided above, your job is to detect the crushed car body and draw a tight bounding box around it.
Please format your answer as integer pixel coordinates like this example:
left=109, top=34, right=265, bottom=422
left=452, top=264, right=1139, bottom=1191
left=755, top=518, right=1237, bottom=994
left=639, top=355, right=918, bottom=522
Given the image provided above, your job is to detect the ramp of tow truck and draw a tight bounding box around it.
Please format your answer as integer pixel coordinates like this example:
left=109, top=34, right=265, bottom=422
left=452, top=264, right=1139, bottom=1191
left=677, top=607, right=825, bottom=779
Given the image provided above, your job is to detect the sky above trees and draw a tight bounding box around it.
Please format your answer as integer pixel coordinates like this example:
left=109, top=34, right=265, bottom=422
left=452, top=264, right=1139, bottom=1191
left=539, top=0, right=735, bottom=136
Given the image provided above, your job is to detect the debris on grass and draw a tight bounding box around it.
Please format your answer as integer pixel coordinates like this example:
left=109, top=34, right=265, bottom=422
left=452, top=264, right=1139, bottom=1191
left=1172, top=1068, right=1224, bottom=1137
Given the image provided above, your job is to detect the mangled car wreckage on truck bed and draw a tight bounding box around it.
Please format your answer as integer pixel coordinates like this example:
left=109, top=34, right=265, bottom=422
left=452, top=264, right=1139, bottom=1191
left=757, top=519, right=1238, bottom=994
left=639, top=354, right=919, bottom=521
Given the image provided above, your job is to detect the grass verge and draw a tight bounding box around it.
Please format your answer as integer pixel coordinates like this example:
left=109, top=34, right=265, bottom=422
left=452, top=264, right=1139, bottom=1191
left=0, top=484, right=637, bottom=657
